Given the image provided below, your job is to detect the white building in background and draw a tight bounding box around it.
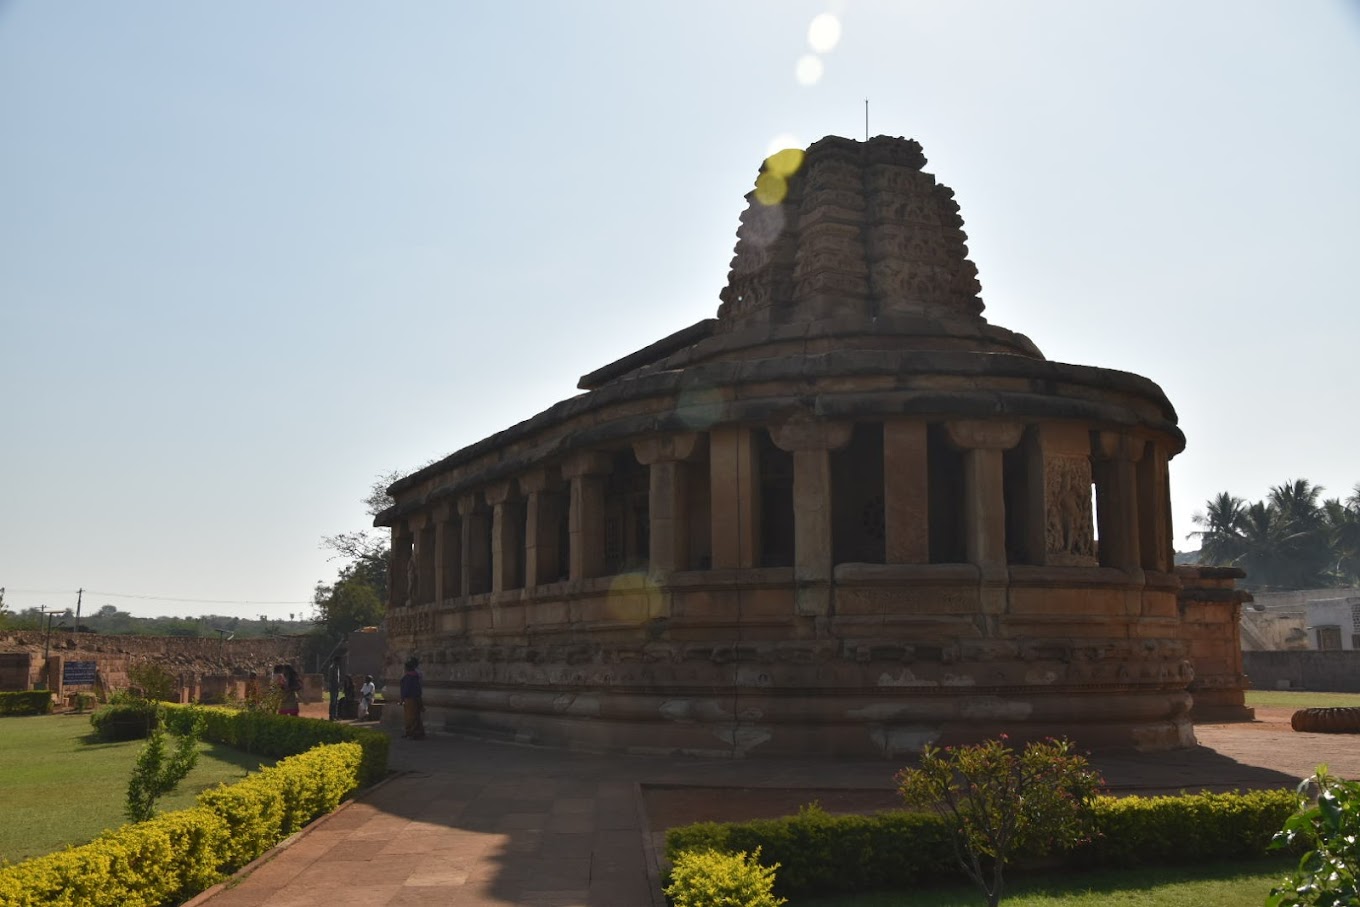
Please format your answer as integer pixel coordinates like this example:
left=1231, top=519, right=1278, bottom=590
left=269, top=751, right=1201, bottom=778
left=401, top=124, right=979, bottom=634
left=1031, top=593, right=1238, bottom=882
left=1241, top=588, right=1360, bottom=651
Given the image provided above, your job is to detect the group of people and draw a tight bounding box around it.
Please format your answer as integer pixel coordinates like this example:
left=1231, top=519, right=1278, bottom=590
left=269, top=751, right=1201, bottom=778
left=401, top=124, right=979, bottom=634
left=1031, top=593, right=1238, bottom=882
left=272, top=660, right=377, bottom=721
left=263, top=656, right=422, bottom=737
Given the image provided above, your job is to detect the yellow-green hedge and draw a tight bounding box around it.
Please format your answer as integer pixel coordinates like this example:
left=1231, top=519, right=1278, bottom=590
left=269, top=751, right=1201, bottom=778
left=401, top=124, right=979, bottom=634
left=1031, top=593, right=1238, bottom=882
left=0, top=742, right=364, bottom=907
left=162, top=703, right=389, bottom=787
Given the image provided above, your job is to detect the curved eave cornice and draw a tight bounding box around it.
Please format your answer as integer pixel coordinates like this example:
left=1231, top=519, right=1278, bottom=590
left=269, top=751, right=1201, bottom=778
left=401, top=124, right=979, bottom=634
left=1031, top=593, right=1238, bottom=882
left=377, top=348, right=1182, bottom=527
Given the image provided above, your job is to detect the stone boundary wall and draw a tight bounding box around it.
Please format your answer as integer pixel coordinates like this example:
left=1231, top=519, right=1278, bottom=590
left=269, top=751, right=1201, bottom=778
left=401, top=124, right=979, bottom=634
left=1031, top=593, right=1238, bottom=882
left=0, top=631, right=308, bottom=695
left=1244, top=650, right=1360, bottom=693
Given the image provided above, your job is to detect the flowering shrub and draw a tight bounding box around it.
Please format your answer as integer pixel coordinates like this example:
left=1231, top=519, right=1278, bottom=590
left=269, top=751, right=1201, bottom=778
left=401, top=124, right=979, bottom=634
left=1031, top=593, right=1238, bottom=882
left=665, top=847, right=786, bottom=907
left=896, top=736, right=1103, bottom=907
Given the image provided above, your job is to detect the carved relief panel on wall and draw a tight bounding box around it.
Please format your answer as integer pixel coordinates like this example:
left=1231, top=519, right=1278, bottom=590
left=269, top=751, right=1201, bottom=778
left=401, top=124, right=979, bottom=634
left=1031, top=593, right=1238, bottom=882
left=1045, top=456, right=1096, bottom=566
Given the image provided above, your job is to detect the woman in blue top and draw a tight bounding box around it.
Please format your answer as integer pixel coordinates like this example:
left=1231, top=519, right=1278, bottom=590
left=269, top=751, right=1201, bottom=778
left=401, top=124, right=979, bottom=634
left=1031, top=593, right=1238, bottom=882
left=399, top=657, right=425, bottom=739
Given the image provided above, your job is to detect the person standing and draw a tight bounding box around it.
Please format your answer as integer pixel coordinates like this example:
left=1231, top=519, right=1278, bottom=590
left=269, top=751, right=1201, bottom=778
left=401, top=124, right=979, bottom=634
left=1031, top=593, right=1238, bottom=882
left=278, top=665, right=301, bottom=717
left=400, top=657, right=425, bottom=739
left=358, top=674, right=376, bottom=721
left=326, top=655, right=342, bottom=721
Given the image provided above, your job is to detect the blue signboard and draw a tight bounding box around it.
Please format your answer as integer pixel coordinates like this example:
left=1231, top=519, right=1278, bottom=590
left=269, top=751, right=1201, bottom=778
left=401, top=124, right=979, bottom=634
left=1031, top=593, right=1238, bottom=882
left=62, top=661, right=97, bottom=686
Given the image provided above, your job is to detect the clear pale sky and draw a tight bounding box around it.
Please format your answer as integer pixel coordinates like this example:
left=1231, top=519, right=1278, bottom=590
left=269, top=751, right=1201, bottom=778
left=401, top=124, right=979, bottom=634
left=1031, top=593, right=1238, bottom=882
left=3, top=1, right=1357, bottom=620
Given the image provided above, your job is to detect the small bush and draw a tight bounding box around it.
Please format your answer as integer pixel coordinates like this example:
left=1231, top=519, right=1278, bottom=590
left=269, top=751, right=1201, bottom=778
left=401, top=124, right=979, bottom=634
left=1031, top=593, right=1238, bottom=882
left=665, top=847, right=786, bottom=907
left=128, top=661, right=179, bottom=703
left=90, top=700, right=160, bottom=741
left=126, top=706, right=205, bottom=822
left=0, top=691, right=53, bottom=717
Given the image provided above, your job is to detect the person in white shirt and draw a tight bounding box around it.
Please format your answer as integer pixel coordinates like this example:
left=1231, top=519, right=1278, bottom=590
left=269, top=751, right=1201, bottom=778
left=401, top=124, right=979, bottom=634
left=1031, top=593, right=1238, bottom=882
left=358, top=674, right=376, bottom=721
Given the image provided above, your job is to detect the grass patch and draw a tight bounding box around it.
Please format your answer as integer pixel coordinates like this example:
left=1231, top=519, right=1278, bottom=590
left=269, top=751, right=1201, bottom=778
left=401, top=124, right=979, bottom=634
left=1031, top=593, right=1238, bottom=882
left=792, top=856, right=1295, bottom=906
left=0, top=713, right=272, bottom=864
left=1245, top=689, right=1360, bottom=709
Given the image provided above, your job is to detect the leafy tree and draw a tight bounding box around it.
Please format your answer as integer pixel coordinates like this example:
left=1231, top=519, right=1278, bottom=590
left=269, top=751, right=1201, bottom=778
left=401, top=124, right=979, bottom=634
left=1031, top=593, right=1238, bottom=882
left=897, top=736, right=1103, bottom=907
left=125, top=706, right=204, bottom=823
left=312, top=572, right=384, bottom=638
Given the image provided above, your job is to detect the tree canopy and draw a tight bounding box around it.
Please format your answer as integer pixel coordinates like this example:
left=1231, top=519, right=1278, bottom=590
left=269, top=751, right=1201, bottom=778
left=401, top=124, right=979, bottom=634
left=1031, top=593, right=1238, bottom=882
left=1190, top=479, right=1360, bottom=590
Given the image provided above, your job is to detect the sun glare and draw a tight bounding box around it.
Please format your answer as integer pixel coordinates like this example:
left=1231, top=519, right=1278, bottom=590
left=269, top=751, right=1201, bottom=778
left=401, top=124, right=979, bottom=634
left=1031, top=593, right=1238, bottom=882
left=807, top=13, right=842, bottom=53
left=795, top=54, right=824, bottom=86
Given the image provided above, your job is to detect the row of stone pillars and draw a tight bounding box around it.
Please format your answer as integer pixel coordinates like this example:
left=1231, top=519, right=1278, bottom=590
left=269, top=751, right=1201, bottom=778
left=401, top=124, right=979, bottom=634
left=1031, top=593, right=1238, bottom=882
left=390, top=418, right=1174, bottom=611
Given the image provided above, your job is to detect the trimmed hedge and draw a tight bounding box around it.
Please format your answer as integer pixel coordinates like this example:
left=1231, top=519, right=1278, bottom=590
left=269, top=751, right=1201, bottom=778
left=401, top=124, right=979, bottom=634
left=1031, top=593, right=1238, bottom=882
left=160, top=703, right=389, bottom=787
left=666, top=789, right=1299, bottom=899
left=0, top=742, right=364, bottom=907
left=0, top=691, right=53, bottom=717
left=1076, top=789, right=1298, bottom=867
left=667, top=804, right=954, bottom=896
left=89, top=701, right=160, bottom=741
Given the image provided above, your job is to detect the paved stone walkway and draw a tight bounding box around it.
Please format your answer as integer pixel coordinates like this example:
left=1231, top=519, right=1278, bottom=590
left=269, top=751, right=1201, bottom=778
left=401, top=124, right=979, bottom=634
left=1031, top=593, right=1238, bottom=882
left=187, top=709, right=1360, bottom=907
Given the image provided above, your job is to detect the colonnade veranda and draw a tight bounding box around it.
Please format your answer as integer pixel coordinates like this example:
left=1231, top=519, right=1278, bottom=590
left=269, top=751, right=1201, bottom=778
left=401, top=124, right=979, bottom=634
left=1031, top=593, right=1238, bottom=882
left=389, top=416, right=1175, bottom=613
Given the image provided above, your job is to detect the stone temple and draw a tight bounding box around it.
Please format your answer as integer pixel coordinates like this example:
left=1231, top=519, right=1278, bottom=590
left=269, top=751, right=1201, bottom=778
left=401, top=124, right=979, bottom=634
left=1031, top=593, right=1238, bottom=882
left=376, top=135, right=1248, bottom=757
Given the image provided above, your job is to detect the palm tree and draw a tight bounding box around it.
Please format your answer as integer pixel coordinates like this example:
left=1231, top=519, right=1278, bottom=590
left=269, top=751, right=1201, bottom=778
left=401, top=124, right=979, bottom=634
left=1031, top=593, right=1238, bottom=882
left=1266, top=479, right=1331, bottom=588
left=1189, top=492, right=1246, bottom=566
left=1324, top=485, right=1360, bottom=585
left=1237, top=501, right=1290, bottom=588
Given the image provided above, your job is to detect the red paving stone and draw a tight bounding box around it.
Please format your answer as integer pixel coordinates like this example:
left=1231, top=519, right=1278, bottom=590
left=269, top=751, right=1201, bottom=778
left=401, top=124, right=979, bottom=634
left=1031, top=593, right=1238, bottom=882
left=186, top=707, right=1360, bottom=907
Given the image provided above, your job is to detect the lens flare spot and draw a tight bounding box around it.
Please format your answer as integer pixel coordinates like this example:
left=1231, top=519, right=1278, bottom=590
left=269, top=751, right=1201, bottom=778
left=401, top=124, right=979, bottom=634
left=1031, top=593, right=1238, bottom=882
left=808, top=13, right=842, bottom=53
left=754, top=172, right=788, bottom=206
left=795, top=54, right=824, bottom=85
left=764, top=147, right=805, bottom=179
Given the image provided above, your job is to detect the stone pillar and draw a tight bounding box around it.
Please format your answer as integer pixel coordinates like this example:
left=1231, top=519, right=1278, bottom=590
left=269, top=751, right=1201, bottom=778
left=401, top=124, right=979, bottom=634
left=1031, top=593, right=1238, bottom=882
left=520, top=469, right=561, bottom=587
left=1094, top=431, right=1144, bottom=579
left=772, top=416, right=853, bottom=616
left=709, top=426, right=761, bottom=569
left=1137, top=441, right=1173, bottom=573
left=634, top=433, right=702, bottom=577
left=433, top=503, right=460, bottom=602
left=1032, top=424, right=1097, bottom=567
left=458, top=494, right=490, bottom=596
left=413, top=515, right=435, bottom=606
left=883, top=420, right=929, bottom=563
left=390, top=525, right=414, bottom=608
left=945, top=420, right=1024, bottom=612
left=563, top=451, right=612, bottom=580
left=485, top=481, right=522, bottom=593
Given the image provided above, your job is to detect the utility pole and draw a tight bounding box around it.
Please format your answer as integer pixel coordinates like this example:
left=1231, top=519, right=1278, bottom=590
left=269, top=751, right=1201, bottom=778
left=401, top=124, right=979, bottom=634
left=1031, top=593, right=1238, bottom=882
left=74, top=588, right=82, bottom=635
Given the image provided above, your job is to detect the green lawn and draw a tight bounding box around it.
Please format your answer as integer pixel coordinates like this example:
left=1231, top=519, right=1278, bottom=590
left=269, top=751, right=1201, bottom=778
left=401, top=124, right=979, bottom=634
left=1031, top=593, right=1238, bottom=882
left=793, top=857, right=1296, bottom=906
left=1244, top=689, right=1360, bottom=709
left=0, top=712, right=273, bottom=864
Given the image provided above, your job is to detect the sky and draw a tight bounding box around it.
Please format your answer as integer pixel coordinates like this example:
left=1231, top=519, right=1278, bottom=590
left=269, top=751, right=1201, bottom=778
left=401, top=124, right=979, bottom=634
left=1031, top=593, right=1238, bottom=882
left=2, top=1, right=1358, bottom=621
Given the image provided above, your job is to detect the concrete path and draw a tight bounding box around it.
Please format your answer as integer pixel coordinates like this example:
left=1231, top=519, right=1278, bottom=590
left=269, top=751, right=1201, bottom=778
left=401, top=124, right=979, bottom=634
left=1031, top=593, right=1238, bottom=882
left=187, top=710, right=1360, bottom=907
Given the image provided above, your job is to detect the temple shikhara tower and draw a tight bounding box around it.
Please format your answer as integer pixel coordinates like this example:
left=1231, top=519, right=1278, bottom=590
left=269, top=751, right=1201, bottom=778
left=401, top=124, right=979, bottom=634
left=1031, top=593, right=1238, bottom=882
left=376, top=135, right=1248, bottom=756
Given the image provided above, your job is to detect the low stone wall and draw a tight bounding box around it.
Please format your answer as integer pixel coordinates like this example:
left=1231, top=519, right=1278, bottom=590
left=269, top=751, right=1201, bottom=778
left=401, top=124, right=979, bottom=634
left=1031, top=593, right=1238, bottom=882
left=0, top=631, right=308, bottom=696
left=1244, top=650, right=1360, bottom=693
